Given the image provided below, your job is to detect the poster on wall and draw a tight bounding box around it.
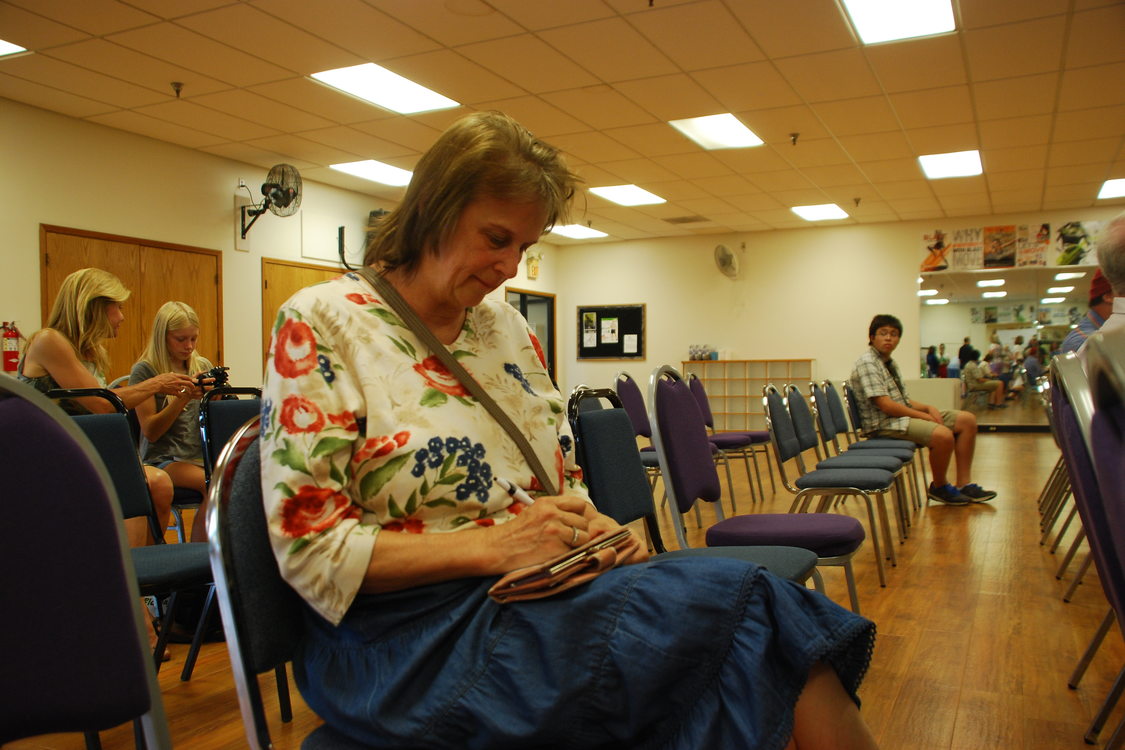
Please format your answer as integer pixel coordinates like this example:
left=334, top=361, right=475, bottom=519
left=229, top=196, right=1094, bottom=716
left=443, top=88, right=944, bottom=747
left=1055, top=221, right=1102, bottom=266
left=982, top=225, right=1017, bottom=268
left=1017, top=223, right=1050, bottom=266
left=922, top=220, right=1106, bottom=272
left=949, top=227, right=984, bottom=270
left=971, top=304, right=1036, bottom=325
left=921, top=228, right=950, bottom=272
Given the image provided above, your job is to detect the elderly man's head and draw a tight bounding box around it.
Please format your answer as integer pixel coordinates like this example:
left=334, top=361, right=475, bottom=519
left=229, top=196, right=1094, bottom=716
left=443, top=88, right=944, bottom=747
left=1098, top=211, right=1125, bottom=298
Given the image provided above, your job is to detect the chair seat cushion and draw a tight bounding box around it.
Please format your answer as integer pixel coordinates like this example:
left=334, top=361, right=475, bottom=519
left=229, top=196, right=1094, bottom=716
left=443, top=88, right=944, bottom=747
left=131, top=543, right=213, bottom=592
left=658, top=545, right=817, bottom=583
left=705, top=514, right=864, bottom=558
left=795, top=467, right=894, bottom=491
left=845, top=446, right=915, bottom=462
left=815, top=454, right=902, bottom=472
left=709, top=432, right=768, bottom=449
left=851, top=438, right=916, bottom=451
left=172, top=486, right=204, bottom=507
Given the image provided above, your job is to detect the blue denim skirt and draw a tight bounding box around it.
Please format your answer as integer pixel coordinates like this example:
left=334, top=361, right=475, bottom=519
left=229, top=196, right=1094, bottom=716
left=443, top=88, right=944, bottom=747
left=296, top=556, right=874, bottom=750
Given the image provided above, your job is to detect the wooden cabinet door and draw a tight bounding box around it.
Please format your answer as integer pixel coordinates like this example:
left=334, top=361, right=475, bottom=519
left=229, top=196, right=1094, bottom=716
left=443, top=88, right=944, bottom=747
left=261, top=257, right=343, bottom=368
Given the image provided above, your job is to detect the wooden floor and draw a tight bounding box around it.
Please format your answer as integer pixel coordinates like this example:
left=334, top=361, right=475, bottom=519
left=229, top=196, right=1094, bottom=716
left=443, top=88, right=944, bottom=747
left=11, top=432, right=1124, bottom=749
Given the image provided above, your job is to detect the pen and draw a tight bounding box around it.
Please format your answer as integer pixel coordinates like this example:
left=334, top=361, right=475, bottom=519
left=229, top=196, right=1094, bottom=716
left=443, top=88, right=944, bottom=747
left=494, top=476, right=536, bottom=505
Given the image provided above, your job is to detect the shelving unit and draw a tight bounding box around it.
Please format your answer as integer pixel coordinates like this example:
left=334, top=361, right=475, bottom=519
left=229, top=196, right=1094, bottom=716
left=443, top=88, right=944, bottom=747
left=681, top=359, right=814, bottom=431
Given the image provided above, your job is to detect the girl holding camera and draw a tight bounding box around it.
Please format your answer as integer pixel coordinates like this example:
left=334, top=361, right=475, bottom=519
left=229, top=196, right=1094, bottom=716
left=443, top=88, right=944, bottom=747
left=130, top=301, right=217, bottom=542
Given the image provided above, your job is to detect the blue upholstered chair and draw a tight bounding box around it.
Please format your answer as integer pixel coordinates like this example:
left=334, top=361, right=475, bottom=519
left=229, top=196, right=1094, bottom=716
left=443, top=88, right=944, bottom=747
left=647, top=366, right=866, bottom=612
left=0, top=377, right=172, bottom=749
left=566, top=385, right=821, bottom=587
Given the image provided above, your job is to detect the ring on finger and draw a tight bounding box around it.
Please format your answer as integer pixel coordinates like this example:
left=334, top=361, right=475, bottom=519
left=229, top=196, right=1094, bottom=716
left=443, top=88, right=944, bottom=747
left=570, top=526, right=580, bottom=546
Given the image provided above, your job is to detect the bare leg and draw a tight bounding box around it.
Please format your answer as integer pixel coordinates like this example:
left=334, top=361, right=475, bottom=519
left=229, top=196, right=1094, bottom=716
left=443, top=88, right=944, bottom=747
left=926, top=425, right=954, bottom=487
left=951, top=410, right=977, bottom=487
left=787, top=662, right=879, bottom=750
left=164, top=461, right=209, bottom=542
left=125, top=466, right=174, bottom=546
left=990, top=383, right=1005, bottom=406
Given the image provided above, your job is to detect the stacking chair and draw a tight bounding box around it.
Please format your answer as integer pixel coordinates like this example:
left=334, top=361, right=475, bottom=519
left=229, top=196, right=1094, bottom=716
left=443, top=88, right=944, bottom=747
left=686, top=373, right=773, bottom=501
left=46, top=387, right=217, bottom=680
left=201, top=386, right=262, bottom=483
left=648, top=366, right=867, bottom=612
left=612, top=371, right=665, bottom=490
left=0, top=376, right=171, bottom=750
left=835, top=379, right=929, bottom=498
left=566, top=385, right=821, bottom=587
left=207, top=415, right=373, bottom=749
left=1052, top=350, right=1125, bottom=747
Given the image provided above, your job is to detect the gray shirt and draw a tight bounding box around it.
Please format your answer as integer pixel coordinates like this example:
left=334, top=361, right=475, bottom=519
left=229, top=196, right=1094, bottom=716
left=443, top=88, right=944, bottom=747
left=128, top=358, right=211, bottom=466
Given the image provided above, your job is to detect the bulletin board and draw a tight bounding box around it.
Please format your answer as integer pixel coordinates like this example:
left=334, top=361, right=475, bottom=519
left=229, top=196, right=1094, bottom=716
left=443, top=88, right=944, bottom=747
left=577, top=304, right=645, bottom=360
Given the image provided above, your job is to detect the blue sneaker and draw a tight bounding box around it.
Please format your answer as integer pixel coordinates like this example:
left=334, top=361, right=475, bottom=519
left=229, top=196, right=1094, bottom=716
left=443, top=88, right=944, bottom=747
left=959, top=483, right=997, bottom=502
left=928, top=483, right=970, bottom=505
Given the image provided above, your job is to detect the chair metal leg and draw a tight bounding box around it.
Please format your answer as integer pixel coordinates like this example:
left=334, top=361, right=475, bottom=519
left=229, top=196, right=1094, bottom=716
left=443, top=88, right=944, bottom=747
left=84, top=731, right=102, bottom=750
left=1056, top=528, right=1086, bottom=579
left=152, top=591, right=178, bottom=671
left=809, top=567, right=825, bottom=594
left=1105, top=713, right=1125, bottom=750
left=275, top=664, right=293, bottom=722
left=1049, top=505, right=1079, bottom=553
left=169, top=507, right=186, bottom=544
left=1086, top=665, right=1125, bottom=744
left=180, top=585, right=217, bottom=681
left=843, top=560, right=861, bottom=614
left=1062, top=552, right=1093, bottom=602
left=1069, top=609, right=1114, bottom=688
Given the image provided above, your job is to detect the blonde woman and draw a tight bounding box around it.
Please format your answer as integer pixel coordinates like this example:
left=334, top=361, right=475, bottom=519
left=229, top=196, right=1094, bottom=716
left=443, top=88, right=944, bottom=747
left=18, top=268, right=196, bottom=546
left=130, top=301, right=217, bottom=543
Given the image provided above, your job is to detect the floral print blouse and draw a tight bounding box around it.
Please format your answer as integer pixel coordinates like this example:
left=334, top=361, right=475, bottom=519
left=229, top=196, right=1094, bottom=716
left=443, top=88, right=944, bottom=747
left=261, top=272, right=587, bottom=625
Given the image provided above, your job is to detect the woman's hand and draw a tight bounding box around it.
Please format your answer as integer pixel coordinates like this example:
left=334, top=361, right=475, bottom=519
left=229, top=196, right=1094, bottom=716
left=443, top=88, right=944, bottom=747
left=156, top=372, right=199, bottom=399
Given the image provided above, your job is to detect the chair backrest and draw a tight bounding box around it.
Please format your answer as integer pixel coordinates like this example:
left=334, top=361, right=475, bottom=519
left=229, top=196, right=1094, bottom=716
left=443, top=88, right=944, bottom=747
left=763, top=385, right=803, bottom=464
left=809, top=382, right=838, bottom=448
left=647, top=366, right=721, bottom=515
left=821, top=380, right=854, bottom=439
left=613, top=371, right=652, bottom=438
left=1087, top=331, right=1125, bottom=602
left=0, top=378, right=170, bottom=747
left=840, top=381, right=864, bottom=435
left=201, top=387, right=262, bottom=483
left=1051, top=353, right=1124, bottom=621
left=686, top=373, right=715, bottom=429
left=567, top=386, right=670, bottom=553
left=783, top=384, right=821, bottom=453
left=71, top=413, right=160, bottom=528
left=207, top=415, right=305, bottom=750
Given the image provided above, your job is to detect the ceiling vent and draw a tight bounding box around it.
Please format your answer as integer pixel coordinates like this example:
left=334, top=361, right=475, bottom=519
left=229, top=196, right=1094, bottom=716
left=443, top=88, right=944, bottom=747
left=664, top=215, right=708, bottom=224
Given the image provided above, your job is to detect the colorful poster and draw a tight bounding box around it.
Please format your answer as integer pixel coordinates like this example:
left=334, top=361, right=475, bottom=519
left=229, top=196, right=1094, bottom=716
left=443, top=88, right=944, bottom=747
left=949, top=226, right=984, bottom=270
left=1016, top=223, right=1049, bottom=266
left=920, top=228, right=950, bottom=272
left=1056, top=221, right=1101, bottom=266
left=982, top=225, right=1016, bottom=268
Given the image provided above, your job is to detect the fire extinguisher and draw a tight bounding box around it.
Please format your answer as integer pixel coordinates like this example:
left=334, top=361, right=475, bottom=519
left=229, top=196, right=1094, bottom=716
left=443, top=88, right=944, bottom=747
left=2, top=321, right=22, bottom=373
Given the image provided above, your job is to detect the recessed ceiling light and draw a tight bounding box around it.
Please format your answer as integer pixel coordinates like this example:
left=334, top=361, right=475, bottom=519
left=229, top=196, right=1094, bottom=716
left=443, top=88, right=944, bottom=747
left=917, top=277, right=924, bottom=284
left=841, top=0, right=955, bottom=44
left=550, top=224, right=608, bottom=239
left=1098, top=178, right=1125, bottom=199
left=1055, top=272, right=1086, bottom=281
left=981, top=291, right=1007, bottom=298
left=330, top=160, right=413, bottom=186
left=790, top=204, right=849, bottom=221
left=311, top=63, right=458, bottom=114
left=925, top=298, right=949, bottom=305
left=1041, top=297, right=1065, bottom=304
left=918, top=150, right=982, bottom=179
left=976, top=279, right=1004, bottom=287
left=917, top=289, right=938, bottom=296
left=589, top=185, right=666, bottom=206
left=0, top=39, right=26, bottom=57
left=1046, top=286, right=1074, bottom=294
left=668, top=113, right=763, bottom=150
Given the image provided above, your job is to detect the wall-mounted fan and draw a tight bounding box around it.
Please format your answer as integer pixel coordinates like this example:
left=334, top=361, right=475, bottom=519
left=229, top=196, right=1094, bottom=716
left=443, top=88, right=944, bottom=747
left=240, top=163, right=303, bottom=239
left=714, top=244, right=739, bottom=279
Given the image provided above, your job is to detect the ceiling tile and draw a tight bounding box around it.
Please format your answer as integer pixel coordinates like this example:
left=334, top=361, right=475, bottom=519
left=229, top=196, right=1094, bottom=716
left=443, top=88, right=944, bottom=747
left=690, top=174, right=761, bottom=197
left=615, top=74, right=724, bottom=121
left=192, top=89, right=336, bottom=132
left=643, top=180, right=711, bottom=202
left=691, top=61, right=802, bottom=111
left=710, top=146, right=793, bottom=174
left=541, top=85, right=656, bottom=130
left=726, top=0, right=857, bottom=58
left=651, top=151, right=733, bottom=180
left=812, top=96, right=900, bottom=136
left=1064, top=5, right=1125, bottom=68
left=963, top=17, right=1067, bottom=82
left=886, top=196, right=942, bottom=213
left=1046, top=163, right=1111, bottom=185
left=292, top=126, right=415, bottom=161
left=958, top=0, right=1069, bottom=29
left=747, top=169, right=816, bottom=192
left=839, top=131, right=915, bottom=162
left=799, top=163, right=869, bottom=187
left=725, top=192, right=786, bottom=212
left=864, top=34, right=967, bottom=93
left=245, top=133, right=363, bottom=166
left=871, top=179, right=934, bottom=199
left=474, top=96, right=589, bottom=137
left=927, top=175, right=988, bottom=196
left=388, top=49, right=524, bottom=106
left=107, top=23, right=285, bottom=87
left=0, top=72, right=116, bottom=117
left=483, top=0, right=614, bottom=30
left=972, top=73, right=1059, bottom=121
left=538, top=17, right=678, bottom=83
left=779, top=137, right=853, bottom=168
left=0, top=2, right=90, bottom=49
left=1043, top=183, right=1101, bottom=202
left=628, top=0, right=765, bottom=70
left=981, top=145, right=1049, bottom=172
left=47, top=38, right=231, bottom=98
left=199, top=141, right=313, bottom=172
left=977, top=115, right=1051, bottom=149
left=108, top=0, right=232, bottom=17
left=676, top=196, right=741, bottom=216
left=597, top=157, right=679, bottom=184
left=859, top=159, right=923, bottom=182
left=549, top=130, right=643, bottom=164
left=458, top=34, right=598, bottom=94
left=133, top=99, right=277, bottom=141
left=774, top=48, right=882, bottom=103
left=1047, top=137, right=1121, bottom=167
left=1053, top=104, right=1125, bottom=142
left=252, top=78, right=393, bottom=124
left=907, top=122, right=980, bottom=153
left=937, top=193, right=992, bottom=211
left=87, top=109, right=223, bottom=148
left=4, top=0, right=156, bottom=36
left=602, top=122, right=695, bottom=158
left=889, top=85, right=974, bottom=129
left=742, top=105, right=831, bottom=144
left=0, top=53, right=166, bottom=108
left=351, top=116, right=444, bottom=152
left=1057, top=62, right=1125, bottom=109
left=254, top=0, right=439, bottom=61
left=363, top=0, right=523, bottom=46
left=986, top=168, right=1046, bottom=191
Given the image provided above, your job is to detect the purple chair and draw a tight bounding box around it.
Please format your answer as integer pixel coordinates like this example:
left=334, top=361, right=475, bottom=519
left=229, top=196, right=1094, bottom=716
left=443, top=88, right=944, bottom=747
left=1052, top=350, right=1125, bottom=746
left=687, top=373, right=774, bottom=502
left=0, top=376, right=172, bottom=749
left=613, top=371, right=663, bottom=490
left=647, top=366, right=866, bottom=612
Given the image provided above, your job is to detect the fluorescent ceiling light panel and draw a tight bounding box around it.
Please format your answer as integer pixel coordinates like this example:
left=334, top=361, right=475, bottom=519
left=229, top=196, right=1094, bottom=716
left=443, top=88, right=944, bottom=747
left=1046, top=286, right=1074, bottom=294
left=668, top=113, right=763, bottom=150
left=0, top=39, right=26, bottom=56
left=841, top=0, right=955, bottom=44
left=1041, top=297, right=1064, bottom=304
left=790, top=204, right=849, bottom=221
left=330, top=160, right=413, bottom=187
left=589, top=185, right=665, bottom=206
left=1098, top=178, right=1125, bottom=199
left=311, top=63, right=458, bottom=114
left=976, top=279, right=1004, bottom=287
left=925, top=298, right=949, bottom=305
left=917, top=289, right=938, bottom=296
left=1055, top=272, right=1086, bottom=280
left=981, top=291, right=1007, bottom=298
left=550, top=224, right=608, bottom=239
left=918, top=150, right=982, bottom=179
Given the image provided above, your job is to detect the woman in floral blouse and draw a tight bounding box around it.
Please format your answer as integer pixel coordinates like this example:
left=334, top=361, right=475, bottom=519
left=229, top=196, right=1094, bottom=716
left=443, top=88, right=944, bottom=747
left=261, top=112, right=878, bottom=750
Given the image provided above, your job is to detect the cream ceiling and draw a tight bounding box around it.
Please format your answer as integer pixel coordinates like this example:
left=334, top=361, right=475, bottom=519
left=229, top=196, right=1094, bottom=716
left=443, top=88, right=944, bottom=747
left=1, top=0, right=1123, bottom=250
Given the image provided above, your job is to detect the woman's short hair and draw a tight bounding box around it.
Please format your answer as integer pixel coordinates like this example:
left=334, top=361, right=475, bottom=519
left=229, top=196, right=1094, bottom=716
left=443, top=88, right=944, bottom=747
left=138, top=301, right=208, bottom=376
left=43, top=268, right=130, bottom=376
left=364, top=111, right=581, bottom=272
left=867, top=314, right=903, bottom=339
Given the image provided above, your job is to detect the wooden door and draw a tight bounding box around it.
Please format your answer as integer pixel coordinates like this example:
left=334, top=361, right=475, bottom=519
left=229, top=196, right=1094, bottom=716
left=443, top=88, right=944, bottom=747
left=40, top=225, right=221, bottom=382
left=261, top=257, right=343, bottom=367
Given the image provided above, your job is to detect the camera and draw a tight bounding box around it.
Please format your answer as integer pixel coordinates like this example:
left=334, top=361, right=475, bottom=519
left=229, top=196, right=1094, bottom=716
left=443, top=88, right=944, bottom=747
left=197, top=365, right=230, bottom=388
